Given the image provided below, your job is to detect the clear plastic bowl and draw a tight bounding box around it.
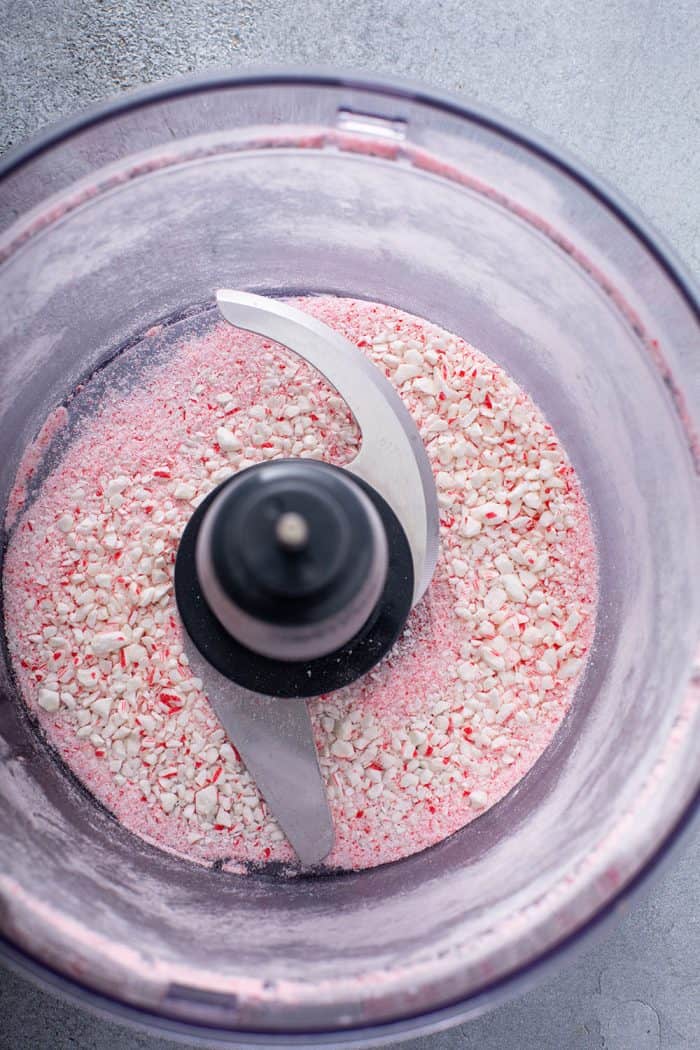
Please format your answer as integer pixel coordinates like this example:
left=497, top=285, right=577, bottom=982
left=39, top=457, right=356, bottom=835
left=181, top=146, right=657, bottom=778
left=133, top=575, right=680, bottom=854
left=0, top=72, right=698, bottom=1046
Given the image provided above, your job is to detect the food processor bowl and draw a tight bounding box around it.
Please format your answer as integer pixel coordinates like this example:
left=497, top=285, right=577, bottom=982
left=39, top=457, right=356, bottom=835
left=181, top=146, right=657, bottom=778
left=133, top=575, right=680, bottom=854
left=0, top=72, right=698, bottom=1045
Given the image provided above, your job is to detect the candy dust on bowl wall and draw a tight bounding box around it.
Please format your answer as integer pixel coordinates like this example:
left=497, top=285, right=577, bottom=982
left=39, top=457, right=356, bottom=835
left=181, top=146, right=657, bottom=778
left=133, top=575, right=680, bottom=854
left=0, top=73, right=698, bottom=1045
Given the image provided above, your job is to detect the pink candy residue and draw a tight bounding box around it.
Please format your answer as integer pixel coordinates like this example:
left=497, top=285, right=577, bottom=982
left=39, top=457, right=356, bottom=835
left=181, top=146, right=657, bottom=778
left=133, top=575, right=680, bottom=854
left=3, top=297, right=597, bottom=871
left=5, top=405, right=69, bottom=528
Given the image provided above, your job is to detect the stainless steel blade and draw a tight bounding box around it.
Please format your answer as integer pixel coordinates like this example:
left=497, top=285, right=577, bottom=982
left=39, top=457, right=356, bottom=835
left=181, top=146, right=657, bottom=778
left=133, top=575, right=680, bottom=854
left=216, top=289, right=440, bottom=605
left=185, top=641, right=334, bottom=867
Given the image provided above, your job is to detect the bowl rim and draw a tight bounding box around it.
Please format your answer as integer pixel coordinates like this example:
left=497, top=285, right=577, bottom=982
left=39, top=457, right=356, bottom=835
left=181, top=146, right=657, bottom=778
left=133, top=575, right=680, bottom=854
left=1, top=806, right=696, bottom=1047
left=1, top=66, right=698, bottom=325
left=0, top=68, right=698, bottom=1045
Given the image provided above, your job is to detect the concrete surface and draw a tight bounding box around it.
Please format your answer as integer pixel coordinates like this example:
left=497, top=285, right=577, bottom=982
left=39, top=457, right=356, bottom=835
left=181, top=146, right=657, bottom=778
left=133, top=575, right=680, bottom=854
left=0, top=1, right=698, bottom=1048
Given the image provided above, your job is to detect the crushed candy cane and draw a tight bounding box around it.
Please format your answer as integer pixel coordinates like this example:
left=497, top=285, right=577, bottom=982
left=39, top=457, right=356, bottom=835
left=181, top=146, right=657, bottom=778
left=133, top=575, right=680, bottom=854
left=3, top=297, right=597, bottom=871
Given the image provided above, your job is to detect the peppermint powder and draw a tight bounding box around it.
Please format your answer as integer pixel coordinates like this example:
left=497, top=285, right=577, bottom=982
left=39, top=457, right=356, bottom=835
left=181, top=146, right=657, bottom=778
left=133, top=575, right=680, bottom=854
left=3, top=297, right=596, bottom=872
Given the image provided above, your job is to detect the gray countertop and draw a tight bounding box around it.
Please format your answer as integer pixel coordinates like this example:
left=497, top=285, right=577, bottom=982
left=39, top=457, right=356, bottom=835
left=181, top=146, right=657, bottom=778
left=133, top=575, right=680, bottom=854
left=0, top=2, right=698, bottom=1048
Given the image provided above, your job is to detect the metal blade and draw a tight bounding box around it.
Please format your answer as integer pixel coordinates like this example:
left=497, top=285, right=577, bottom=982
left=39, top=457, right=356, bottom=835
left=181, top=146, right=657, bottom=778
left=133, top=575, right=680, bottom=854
left=216, top=289, right=440, bottom=604
left=185, top=641, right=334, bottom=867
